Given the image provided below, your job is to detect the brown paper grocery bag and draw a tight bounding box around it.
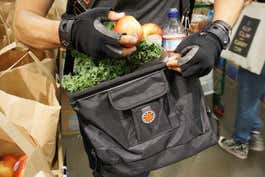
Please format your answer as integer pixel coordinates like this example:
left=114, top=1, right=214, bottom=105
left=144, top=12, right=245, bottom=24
left=0, top=130, right=24, bottom=156
left=47, top=0, right=67, bottom=20
left=0, top=112, right=51, bottom=177
left=0, top=43, right=60, bottom=164
left=0, top=42, right=50, bottom=72
left=0, top=1, right=15, bottom=48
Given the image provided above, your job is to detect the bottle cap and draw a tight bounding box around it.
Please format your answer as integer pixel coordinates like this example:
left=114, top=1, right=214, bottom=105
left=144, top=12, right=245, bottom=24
left=168, top=8, right=179, bottom=18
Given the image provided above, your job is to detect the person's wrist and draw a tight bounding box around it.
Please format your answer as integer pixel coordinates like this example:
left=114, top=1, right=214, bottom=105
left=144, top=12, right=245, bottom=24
left=213, top=20, right=232, bottom=35
left=59, top=18, right=75, bottom=48
left=203, top=20, right=231, bottom=49
left=52, top=21, right=61, bottom=46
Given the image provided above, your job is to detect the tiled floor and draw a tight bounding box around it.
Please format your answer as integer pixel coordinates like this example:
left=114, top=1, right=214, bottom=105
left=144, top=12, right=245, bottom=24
left=62, top=74, right=265, bottom=177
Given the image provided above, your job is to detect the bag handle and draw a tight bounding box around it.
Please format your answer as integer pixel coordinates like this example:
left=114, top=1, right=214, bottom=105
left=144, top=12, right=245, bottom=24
left=0, top=51, right=28, bottom=78
left=0, top=42, right=17, bottom=56
left=0, top=42, right=57, bottom=84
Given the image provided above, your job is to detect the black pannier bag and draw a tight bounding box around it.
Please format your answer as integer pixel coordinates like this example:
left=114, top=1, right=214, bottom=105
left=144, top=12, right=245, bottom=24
left=66, top=57, right=218, bottom=177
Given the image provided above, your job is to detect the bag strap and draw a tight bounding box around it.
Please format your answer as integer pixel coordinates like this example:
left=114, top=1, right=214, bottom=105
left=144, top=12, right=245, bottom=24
left=206, top=107, right=220, bottom=138
left=91, top=148, right=103, bottom=177
left=63, top=0, right=98, bottom=75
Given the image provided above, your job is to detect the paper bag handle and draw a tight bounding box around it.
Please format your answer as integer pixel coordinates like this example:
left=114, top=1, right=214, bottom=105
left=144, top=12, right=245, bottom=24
left=0, top=42, right=17, bottom=56
left=0, top=42, right=56, bottom=84
left=0, top=52, right=28, bottom=78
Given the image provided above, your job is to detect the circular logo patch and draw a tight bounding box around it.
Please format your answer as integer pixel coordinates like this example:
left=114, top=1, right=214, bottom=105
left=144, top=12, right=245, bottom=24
left=142, top=110, right=156, bottom=124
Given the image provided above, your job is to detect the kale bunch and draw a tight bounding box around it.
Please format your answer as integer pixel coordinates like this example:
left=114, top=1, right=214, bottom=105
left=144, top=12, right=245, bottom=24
left=62, top=40, right=162, bottom=92
left=128, top=40, right=163, bottom=70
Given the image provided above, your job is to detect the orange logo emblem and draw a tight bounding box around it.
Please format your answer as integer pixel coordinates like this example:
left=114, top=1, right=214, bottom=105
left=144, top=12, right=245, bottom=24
left=141, top=106, right=156, bottom=124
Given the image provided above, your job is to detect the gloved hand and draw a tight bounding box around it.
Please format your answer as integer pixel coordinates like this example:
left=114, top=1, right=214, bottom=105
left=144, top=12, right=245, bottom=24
left=174, top=31, right=222, bottom=78
left=173, top=21, right=231, bottom=78
left=59, top=7, right=137, bottom=58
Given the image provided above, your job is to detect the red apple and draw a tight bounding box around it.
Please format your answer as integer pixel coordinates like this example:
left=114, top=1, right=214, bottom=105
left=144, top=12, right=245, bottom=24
left=142, top=23, right=163, bottom=38
left=1, top=155, right=18, bottom=168
left=0, top=161, right=13, bottom=177
left=114, top=16, right=143, bottom=47
left=13, top=155, right=27, bottom=177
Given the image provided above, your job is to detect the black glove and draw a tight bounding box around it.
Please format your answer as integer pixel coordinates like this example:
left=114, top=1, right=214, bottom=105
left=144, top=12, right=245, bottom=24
left=59, top=8, right=123, bottom=58
left=175, top=20, right=231, bottom=78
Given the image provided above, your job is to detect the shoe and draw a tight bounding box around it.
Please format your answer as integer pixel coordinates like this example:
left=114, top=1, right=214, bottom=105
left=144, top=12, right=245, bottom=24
left=250, top=131, right=265, bottom=152
left=218, top=136, right=249, bottom=159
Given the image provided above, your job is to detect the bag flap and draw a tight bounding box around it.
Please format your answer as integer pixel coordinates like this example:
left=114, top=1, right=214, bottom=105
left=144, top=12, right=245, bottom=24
left=108, top=71, right=168, bottom=110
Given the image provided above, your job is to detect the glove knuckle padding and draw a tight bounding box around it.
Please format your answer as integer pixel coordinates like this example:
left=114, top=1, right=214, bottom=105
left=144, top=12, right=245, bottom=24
left=180, top=53, right=198, bottom=71
left=103, top=45, right=123, bottom=58
left=93, top=18, right=121, bottom=46
left=79, top=7, right=110, bottom=19
left=70, top=7, right=123, bottom=58
left=176, top=31, right=221, bottom=78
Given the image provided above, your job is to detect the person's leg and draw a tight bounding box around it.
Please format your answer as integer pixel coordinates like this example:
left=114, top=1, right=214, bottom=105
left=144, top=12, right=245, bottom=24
left=249, top=66, right=265, bottom=151
left=250, top=103, right=262, bottom=132
left=233, top=67, right=265, bottom=143
left=219, top=66, right=265, bottom=159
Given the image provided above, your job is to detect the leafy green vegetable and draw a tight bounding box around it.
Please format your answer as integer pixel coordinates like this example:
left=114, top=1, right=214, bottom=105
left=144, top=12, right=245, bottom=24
left=104, top=21, right=116, bottom=30
left=128, top=40, right=163, bottom=70
left=62, top=40, right=162, bottom=92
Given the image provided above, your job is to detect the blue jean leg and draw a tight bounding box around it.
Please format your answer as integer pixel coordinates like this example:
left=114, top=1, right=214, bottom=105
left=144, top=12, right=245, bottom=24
left=233, top=66, right=265, bottom=143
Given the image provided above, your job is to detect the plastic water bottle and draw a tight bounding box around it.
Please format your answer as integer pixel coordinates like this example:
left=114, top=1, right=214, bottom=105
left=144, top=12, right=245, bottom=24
left=207, top=10, right=214, bottom=21
left=162, top=8, right=187, bottom=53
